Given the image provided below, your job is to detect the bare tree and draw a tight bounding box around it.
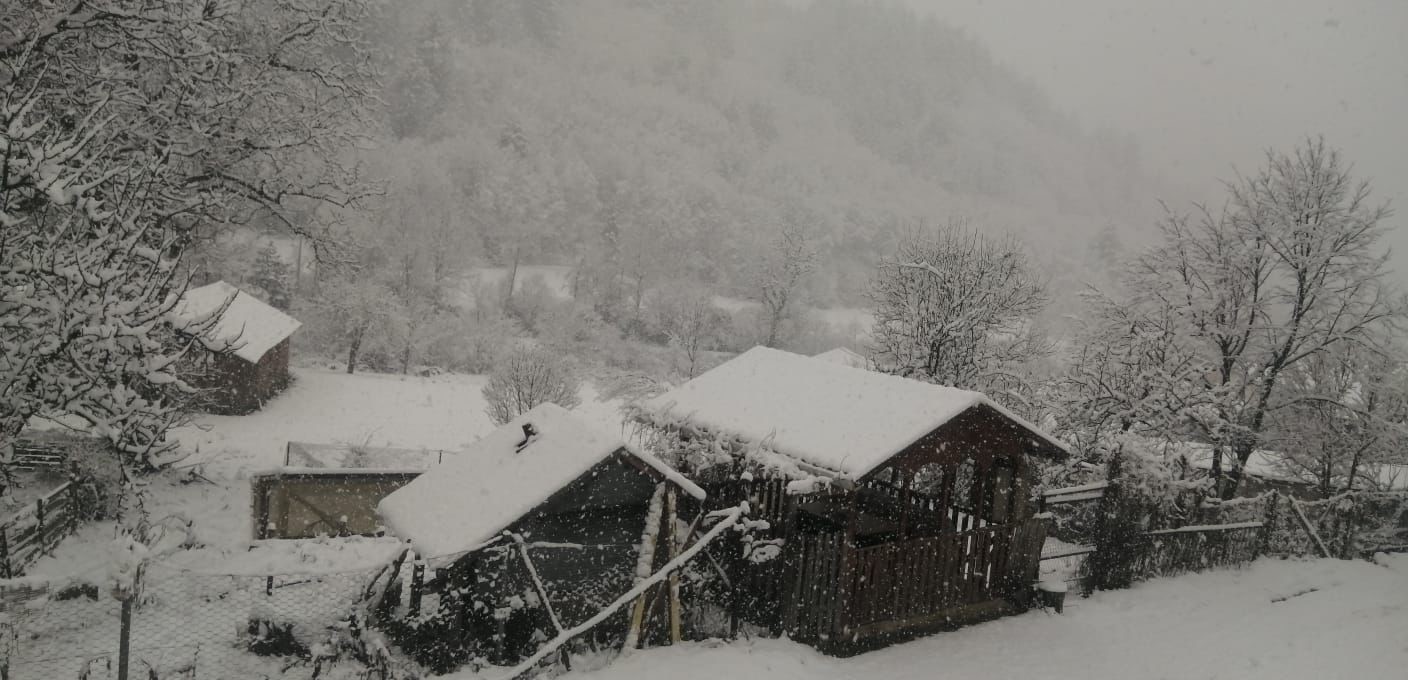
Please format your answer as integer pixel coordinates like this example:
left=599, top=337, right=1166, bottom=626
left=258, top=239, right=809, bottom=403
left=654, top=285, right=727, bottom=378
left=754, top=220, right=817, bottom=348
left=870, top=223, right=1051, bottom=399
left=482, top=347, right=582, bottom=425
left=1115, top=138, right=1402, bottom=497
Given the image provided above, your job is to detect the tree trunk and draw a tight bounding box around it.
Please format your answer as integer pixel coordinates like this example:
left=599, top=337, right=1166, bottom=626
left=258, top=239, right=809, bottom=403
left=503, top=245, right=521, bottom=311
left=347, top=325, right=366, bottom=375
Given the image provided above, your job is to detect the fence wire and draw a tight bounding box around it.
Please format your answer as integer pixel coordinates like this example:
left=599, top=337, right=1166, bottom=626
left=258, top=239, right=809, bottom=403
left=3, top=562, right=393, bottom=680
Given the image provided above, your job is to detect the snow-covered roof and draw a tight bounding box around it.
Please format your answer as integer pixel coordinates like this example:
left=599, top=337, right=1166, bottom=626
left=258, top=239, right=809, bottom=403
left=1178, top=445, right=1304, bottom=484
left=170, top=281, right=301, bottom=363
left=1179, top=444, right=1408, bottom=491
left=812, top=347, right=872, bottom=370
left=377, top=403, right=704, bottom=558
left=642, top=346, right=1068, bottom=480
left=284, top=441, right=449, bottom=470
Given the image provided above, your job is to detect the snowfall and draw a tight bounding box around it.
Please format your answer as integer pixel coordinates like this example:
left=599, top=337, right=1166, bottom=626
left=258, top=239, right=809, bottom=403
left=19, top=366, right=1408, bottom=680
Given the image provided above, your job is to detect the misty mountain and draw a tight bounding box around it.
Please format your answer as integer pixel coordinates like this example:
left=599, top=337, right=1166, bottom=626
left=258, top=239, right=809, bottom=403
left=370, top=0, right=1159, bottom=310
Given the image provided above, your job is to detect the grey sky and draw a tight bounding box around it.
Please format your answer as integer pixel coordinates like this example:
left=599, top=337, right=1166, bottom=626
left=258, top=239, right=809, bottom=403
left=914, top=0, right=1408, bottom=271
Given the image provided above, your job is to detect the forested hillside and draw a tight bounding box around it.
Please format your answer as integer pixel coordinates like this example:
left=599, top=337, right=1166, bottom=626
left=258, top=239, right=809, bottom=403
left=359, top=0, right=1153, bottom=309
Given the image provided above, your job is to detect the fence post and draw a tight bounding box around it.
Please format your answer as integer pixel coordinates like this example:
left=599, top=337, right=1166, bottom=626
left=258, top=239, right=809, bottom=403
left=0, top=525, right=9, bottom=579
left=34, top=497, right=44, bottom=533
left=69, top=482, right=81, bottom=534
left=408, top=561, right=424, bottom=619
left=117, top=595, right=133, bottom=680
left=1255, top=491, right=1279, bottom=559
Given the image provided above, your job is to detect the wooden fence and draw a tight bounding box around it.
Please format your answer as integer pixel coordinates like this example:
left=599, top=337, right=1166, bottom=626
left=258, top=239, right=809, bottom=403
left=0, top=481, right=80, bottom=578
left=1129, top=522, right=1264, bottom=579
left=782, top=517, right=1046, bottom=645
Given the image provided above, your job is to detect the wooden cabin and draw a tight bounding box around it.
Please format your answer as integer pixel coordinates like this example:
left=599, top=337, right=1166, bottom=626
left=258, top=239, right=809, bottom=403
left=374, top=403, right=705, bottom=672
left=637, top=347, right=1068, bottom=654
left=171, top=281, right=301, bottom=415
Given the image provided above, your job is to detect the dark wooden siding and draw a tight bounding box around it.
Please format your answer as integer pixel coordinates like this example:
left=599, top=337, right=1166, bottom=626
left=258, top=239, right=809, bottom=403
left=184, top=337, right=293, bottom=414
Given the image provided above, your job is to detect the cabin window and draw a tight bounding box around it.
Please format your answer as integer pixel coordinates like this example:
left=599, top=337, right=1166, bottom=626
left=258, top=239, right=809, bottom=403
left=953, top=459, right=975, bottom=512
left=912, top=462, right=945, bottom=497
left=990, top=464, right=1014, bottom=524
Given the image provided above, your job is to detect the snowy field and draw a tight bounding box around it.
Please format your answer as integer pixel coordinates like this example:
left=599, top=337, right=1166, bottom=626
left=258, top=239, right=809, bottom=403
left=28, top=367, right=630, bottom=577
left=538, top=556, right=1408, bottom=680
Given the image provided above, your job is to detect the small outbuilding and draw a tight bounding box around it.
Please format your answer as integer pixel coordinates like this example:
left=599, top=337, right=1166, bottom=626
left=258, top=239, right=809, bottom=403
left=374, top=403, right=705, bottom=671
left=250, top=442, right=452, bottom=540
left=171, top=281, right=301, bottom=414
left=635, top=347, right=1068, bottom=654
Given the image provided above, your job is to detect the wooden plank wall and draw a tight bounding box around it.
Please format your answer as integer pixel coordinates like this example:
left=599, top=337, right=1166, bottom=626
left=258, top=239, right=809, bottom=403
left=783, top=516, right=1046, bottom=644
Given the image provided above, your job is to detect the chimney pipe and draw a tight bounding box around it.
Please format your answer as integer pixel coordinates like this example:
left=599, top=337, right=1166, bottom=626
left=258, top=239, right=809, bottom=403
left=516, top=423, right=537, bottom=451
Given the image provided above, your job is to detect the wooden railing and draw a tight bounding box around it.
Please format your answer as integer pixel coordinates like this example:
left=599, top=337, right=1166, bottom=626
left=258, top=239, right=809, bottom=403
left=0, top=482, right=80, bottom=578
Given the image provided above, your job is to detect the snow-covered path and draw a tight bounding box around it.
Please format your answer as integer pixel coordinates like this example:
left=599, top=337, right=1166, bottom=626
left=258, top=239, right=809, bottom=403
left=554, top=556, right=1408, bottom=680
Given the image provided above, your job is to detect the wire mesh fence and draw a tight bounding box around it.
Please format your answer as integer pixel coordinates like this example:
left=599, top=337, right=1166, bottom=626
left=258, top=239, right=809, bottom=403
left=2, top=560, right=395, bottom=680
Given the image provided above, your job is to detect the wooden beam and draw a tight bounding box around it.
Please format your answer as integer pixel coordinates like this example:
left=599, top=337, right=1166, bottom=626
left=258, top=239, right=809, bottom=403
left=667, top=488, right=682, bottom=644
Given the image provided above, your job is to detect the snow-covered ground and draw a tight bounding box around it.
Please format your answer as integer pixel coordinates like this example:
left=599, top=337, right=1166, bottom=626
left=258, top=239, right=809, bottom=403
left=528, top=555, right=1408, bottom=680
left=27, top=367, right=630, bottom=577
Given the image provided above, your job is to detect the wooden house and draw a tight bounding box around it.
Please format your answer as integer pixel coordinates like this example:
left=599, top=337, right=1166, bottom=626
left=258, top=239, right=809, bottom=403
left=636, top=347, right=1068, bottom=654
left=171, top=281, right=301, bottom=415
left=374, top=403, right=705, bottom=671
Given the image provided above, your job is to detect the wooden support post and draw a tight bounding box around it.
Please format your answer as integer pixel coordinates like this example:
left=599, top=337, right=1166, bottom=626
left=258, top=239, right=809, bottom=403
left=408, top=561, right=425, bottom=619
left=833, top=492, right=860, bottom=641
left=666, top=488, right=682, bottom=644
left=117, top=596, right=133, bottom=680
left=69, top=483, right=81, bottom=534
left=624, top=484, right=666, bottom=652
left=0, top=526, right=9, bottom=579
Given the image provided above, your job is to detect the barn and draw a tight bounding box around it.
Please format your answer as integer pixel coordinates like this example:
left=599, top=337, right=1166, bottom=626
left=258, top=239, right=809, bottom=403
left=373, top=403, right=705, bottom=671
left=635, top=346, right=1068, bottom=654
left=171, top=281, right=301, bottom=414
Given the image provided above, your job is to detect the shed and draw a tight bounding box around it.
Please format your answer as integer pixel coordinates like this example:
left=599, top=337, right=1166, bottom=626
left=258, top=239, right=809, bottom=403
left=374, top=403, right=704, bottom=670
left=636, top=346, right=1067, bottom=654
left=171, top=281, right=300, bottom=414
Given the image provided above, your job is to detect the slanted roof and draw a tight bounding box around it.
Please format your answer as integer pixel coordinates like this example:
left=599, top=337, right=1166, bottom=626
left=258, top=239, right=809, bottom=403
left=284, top=441, right=449, bottom=470
left=643, top=346, right=1068, bottom=480
left=812, top=347, right=872, bottom=370
left=377, top=403, right=704, bottom=558
left=171, top=281, right=301, bottom=363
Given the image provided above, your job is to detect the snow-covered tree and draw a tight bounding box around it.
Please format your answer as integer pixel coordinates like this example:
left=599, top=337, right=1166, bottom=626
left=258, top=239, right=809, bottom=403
left=1084, top=138, right=1403, bottom=498
left=0, top=89, right=204, bottom=488
left=0, top=0, right=381, bottom=261
left=1271, top=342, right=1408, bottom=495
left=753, top=218, right=817, bottom=348
left=482, top=347, right=582, bottom=425
left=248, top=242, right=292, bottom=311
left=869, top=223, right=1051, bottom=401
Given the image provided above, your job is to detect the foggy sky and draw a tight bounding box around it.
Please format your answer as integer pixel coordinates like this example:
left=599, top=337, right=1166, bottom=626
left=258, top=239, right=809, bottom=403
left=917, top=0, right=1408, bottom=275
